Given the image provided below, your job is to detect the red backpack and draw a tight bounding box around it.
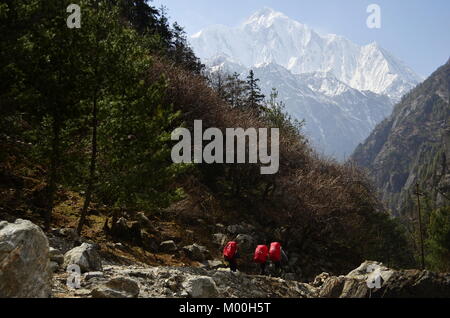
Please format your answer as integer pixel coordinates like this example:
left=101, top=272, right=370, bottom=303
left=223, top=241, right=237, bottom=260
left=269, top=242, right=281, bottom=262
left=253, top=245, right=269, bottom=263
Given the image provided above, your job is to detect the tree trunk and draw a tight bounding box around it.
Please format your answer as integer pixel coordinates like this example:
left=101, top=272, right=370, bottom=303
left=45, top=117, right=61, bottom=231
left=77, top=95, right=98, bottom=235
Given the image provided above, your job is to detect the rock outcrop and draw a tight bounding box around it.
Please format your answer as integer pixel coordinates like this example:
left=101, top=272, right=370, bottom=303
left=63, top=243, right=103, bottom=273
left=91, top=276, right=140, bottom=298
left=0, top=219, right=52, bottom=298
left=2, top=218, right=448, bottom=298
left=182, top=276, right=219, bottom=298
left=51, top=260, right=450, bottom=298
left=318, top=261, right=450, bottom=298
left=52, top=265, right=319, bottom=298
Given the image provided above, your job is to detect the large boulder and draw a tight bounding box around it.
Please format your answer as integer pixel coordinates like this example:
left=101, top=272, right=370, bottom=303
left=182, top=276, right=219, bottom=298
left=376, top=269, right=450, bottom=298
left=317, top=261, right=450, bottom=298
left=91, top=276, right=140, bottom=298
left=0, top=219, right=52, bottom=297
left=63, top=243, right=102, bottom=273
left=319, top=261, right=393, bottom=298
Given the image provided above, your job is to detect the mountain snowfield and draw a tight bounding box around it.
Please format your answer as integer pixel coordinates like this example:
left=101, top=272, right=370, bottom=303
left=190, top=8, right=422, bottom=159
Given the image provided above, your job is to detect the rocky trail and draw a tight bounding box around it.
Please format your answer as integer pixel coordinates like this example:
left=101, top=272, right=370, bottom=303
left=1, top=219, right=450, bottom=298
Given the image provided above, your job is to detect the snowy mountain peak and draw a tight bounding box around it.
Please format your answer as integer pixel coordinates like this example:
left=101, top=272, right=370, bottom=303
left=189, top=8, right=423, bottom=159
left=243, top=7, right=289, bottom=27
left=190, top=8, right=421, bottom=101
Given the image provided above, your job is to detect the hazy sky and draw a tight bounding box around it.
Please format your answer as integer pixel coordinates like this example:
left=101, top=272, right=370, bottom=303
left=152, top=0, right=450, bottom=78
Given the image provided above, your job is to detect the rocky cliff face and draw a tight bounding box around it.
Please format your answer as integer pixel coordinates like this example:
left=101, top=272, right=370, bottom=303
left=351, top=59, right=450, bottom=215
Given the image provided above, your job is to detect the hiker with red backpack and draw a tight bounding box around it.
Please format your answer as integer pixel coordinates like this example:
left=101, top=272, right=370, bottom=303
left=223, top=241, right=239, bottom=272
left=269, top=242, right=288, bottom=275
left=253, top=244, right=269, bottom=275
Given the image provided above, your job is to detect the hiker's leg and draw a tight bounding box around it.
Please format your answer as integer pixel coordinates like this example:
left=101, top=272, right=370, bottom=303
left=230, top=259, right=237, bottom=272
left=275, top=262, right=282, bottom=276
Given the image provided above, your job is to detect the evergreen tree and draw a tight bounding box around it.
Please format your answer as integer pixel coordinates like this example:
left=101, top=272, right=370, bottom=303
left=426, top=207, right=450, bottom=271
left=245, top=70, right=265, bottom=112
left=224, top=72, right=247, bottom=108
left=263, top=88, right=304, bottom=137
left=4, top=0, right=87, bottom=229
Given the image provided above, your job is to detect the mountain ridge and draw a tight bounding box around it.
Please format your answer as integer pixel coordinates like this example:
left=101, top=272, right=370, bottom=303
left=351, top=59, right=450, bottom=215
left=190, top=7, right=421, bottom=100
left=190, top=8, right=421, bottom=159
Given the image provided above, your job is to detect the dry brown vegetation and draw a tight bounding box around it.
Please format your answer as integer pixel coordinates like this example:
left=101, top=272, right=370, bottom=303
left=145, top=58, right=414, bottom=277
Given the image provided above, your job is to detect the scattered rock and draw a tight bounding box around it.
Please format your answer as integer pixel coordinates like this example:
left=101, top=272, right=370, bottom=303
left=160, top=240, right=177, bottom=253
left=182, top=276, right=219, bottom=298
left=49, top=247, right=64, bottom=265
left=227, top=223, right=255, bottom=235
left=212, top=233, right=228, bottom=247
left=136, top=212, right=156, bottom=233
left=49, top=257, right=450, bottom=298
left=49, top=261, right=60, bottom=273
left=183, top=244, right=211, bottom=262
left=59, top=228, right=80, bottom=242
left=205, top=259, right=225, bottom=269
left=91, top=276, right=140, bottom=298
left=74, top=289, right=92, bottom=297
left=0, top=219, right=52, bottom=298
left=311, top=272, right=330, bottom=287
left=63, top=243, right=102, bottom=273
left=84, top=271, right=104, bottom=281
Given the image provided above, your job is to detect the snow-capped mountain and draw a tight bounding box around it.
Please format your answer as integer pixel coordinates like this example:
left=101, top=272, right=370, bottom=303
left=206, top=58, right=393, bottom=158
left=192, top=7, right=421, bottom=100
left=190, top=7, right=422, bottom=159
